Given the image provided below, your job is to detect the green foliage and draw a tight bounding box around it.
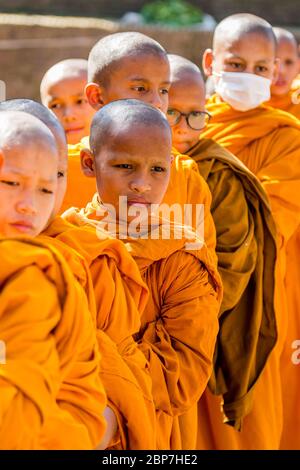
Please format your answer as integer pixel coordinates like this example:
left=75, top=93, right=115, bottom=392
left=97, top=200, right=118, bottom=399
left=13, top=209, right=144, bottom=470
left=141, top=0, right=203, bottom=27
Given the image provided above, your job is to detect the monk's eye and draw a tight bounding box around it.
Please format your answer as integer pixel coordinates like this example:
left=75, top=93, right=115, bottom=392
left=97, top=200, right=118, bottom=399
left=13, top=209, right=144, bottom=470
left=58, top=171, right=65, bottom=178
left=285, top=59, right=295, bottom=66
left=151, top=166, right=166, bottom=173
left=132, top=86, right=146, bottom=92
left=76, top=98, right=86, bottom=105
left=256, top=65, right=268, bottom=73
left=0, top=179, right=19, bottom=187
left=228, top=62, right=242, bottom=69
left=49, top=102, right=62, bottom=110
left=160, top=88, right=169, bottom=95
left=114, top=164, right=133, bottom=170
left=41, top=188, right=54, bottom=195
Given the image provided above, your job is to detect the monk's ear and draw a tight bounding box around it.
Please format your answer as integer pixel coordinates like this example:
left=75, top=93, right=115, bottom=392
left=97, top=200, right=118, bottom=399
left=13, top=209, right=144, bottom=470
left=271, top=58, right=280, bottom=85
left=202, top=49, right=214, bottom=77
left=85, top=82, right=104, bottom=110
left=81, top=148, right=95, bottom=177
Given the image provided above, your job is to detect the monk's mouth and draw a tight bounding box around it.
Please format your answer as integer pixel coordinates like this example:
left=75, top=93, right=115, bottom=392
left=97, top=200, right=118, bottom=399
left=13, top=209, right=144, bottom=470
left=65, top=127, right=84, bottom=133
left=275, top=79, right=287, bottom=87
left=10, top=222, right=34, bottom=233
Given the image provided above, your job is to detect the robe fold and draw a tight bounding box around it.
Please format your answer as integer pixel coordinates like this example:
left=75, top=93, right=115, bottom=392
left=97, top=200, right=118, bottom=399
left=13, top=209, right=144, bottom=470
left=186, top=138, right=277, bottom=433
left=262, top=89, right=300, bottom=450
left=267, top=90, right=300, bottom=119
left=0, top=237, right=106, bottom=450
left=65, top=203, right=222, bottom=449
left=43, top=216, right=156, bottom=449
left=201, top=94, right=300, bottom=449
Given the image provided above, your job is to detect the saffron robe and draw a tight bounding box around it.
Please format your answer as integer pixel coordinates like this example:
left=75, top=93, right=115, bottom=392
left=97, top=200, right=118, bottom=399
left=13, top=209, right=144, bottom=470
left=0, top=237, right=106, bottom=450
left=43, top=216, right=156, bottom=449
left=65, top=202, right=222, bottom=450
left=186, top=138, right=277, bottom=436
left=200, top=95, right=300, bottom=449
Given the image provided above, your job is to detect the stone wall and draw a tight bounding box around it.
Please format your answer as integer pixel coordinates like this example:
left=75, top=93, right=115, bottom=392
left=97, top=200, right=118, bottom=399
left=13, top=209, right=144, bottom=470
left=0, top=14, right=213, bottom=100
left=0, top=13, right=299, bottom=101
left=0, top=0, right=299, bottom=26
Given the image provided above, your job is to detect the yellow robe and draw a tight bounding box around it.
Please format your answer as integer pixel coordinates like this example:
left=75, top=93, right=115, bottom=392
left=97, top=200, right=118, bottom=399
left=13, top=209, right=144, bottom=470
left=0, top=237, right=106, bottom=450
left=186, top=138, right=277, bottom=437
left=66, top=201, right=222, bottom=450
left=201, top=95, right=300, bottom=449
left=43, top=216, right=156, bottom=450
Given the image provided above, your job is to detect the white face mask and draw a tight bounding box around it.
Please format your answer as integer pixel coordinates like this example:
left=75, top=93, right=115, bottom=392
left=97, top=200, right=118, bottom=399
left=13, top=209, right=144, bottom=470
left=213, top=71, right=271, bottom=112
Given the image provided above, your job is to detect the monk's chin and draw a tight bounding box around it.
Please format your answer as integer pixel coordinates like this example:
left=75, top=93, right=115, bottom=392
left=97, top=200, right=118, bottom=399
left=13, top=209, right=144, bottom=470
left=173, top=141, right=192, bottom=154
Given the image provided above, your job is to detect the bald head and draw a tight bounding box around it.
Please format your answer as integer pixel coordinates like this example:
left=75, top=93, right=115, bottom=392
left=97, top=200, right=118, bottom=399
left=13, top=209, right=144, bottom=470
left=213, top=14, right=276, bottom=53
left=271, top=27, right=300, bottom=96
left=88, top=32, right=167, bottom=86
left=0, top=99, right=67, bottom=161
left=40, top=59, right=88, bottom=96
left=168, top=54, right=205, bottom=89
left=0, top=110, right=58, bottom=155
left=273, top=27, right=298, bottom=51
left=0, top=100, right=68, bottom=222
left=90, top=99, right=171, bottom=157
left=0, top=111, right=59, bottom=236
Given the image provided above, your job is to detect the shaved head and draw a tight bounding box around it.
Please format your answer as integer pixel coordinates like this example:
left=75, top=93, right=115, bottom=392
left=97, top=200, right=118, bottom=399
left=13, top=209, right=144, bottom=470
left=88, top=32, right=167, bottom=86
left=0, top=99, right=67, bottom=161
left=0, top=100, right=67, bottom=221
left=213, top=13, right=276, bottom=53
left=0, top=110, right=57, bottom=154
left=273, top=27, right=298, bottom=51
left=0, top=111, right=59, bottom=236
left=168, top=54, right=205, bottom=89
left=167, top=55, right=207, bottom=154
left=90, top=98, right=171, bottom=157
left=40, top=58, right=88, bottom=97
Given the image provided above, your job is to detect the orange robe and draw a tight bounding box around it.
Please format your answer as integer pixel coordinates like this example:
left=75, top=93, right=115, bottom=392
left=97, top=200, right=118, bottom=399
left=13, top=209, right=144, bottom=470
left=262, top=90, right=300, bottom=450
left=0, top=237, right=106, bottom=450
left=43, top=215, right=156, bottom=449
left=185, top=138, right=277, bottom=442
left=62, top=138, right=217, bottom=255
left=60, top=142, right=96, bottom=213
left=267, top=90, right=300, bottom=119
left=201, top=95, right=300, bottom=449
left=65, top=201, right=222, bottom=449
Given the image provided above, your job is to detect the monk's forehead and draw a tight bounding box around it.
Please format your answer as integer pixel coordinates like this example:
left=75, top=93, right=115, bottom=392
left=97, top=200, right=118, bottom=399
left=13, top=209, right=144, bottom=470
left=109, top=51, right=169, bottom=77
left=214, top=31, right=275, bottom=58
left=214, top=22, right=275, bottom=52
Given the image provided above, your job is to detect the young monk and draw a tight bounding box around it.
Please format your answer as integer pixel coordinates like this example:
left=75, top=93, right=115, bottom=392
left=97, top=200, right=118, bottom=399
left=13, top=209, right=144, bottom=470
left=62, top=99, right=222, bottom=449
left=40, top=59, right=96, bottom=213
left=167, top=53, right=277, bottom=449
left=0, top=111, right=106, bottom=449
left=201, top=13, right=300, bottom=449
left=62, top=32, right=217, bottom=257
left=0, top=98, right=156, bottom=450
left=41, top=59, right=95, bottom=145
left=267, top=28, right=300, bottom=118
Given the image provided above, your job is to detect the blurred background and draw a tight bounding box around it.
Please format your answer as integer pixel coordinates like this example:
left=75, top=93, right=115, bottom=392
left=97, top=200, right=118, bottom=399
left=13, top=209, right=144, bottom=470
left=0, top=0, right=299, bottom=100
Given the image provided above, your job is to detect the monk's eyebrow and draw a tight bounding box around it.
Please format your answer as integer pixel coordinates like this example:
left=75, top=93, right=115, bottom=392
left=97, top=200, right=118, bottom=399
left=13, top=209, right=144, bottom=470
left=129, top=77, right=150, bottom=82
left=6, top=170, right=56, bottom=184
